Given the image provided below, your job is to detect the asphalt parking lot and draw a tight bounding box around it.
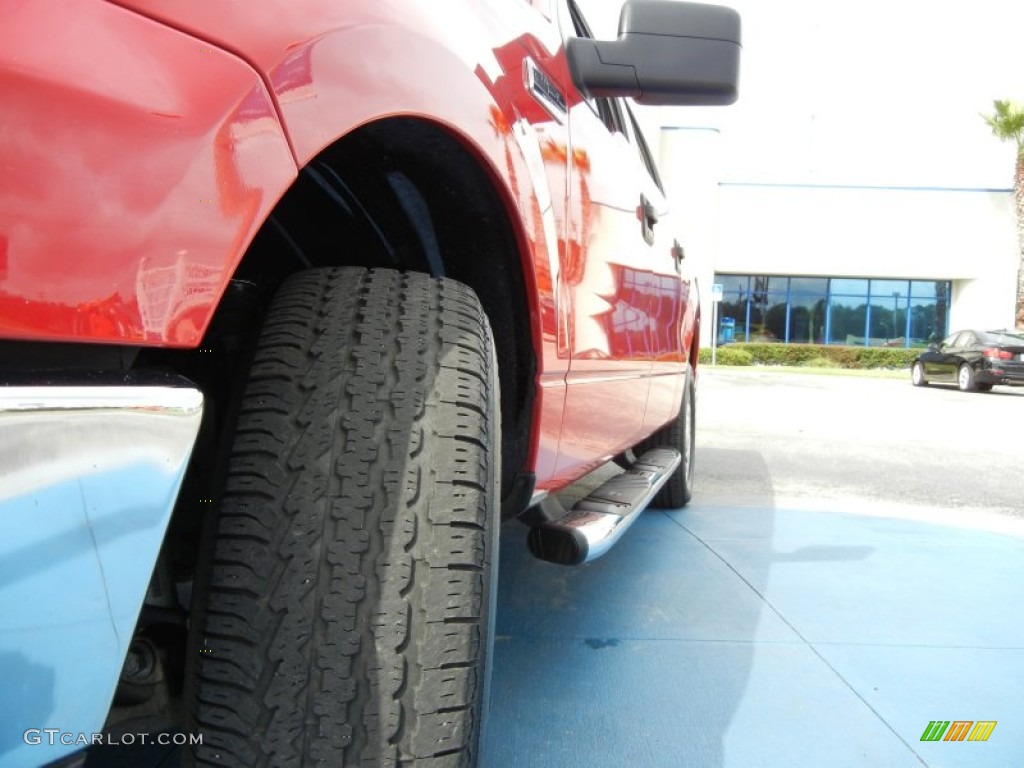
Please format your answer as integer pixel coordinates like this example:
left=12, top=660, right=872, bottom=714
left=695, top=367, right=1024, bottom=525
left=484, top=368, right=1024, bottom=768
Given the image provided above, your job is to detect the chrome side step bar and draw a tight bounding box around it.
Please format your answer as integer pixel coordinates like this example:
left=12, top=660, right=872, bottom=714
left=527, top=448, right=681, bottom=565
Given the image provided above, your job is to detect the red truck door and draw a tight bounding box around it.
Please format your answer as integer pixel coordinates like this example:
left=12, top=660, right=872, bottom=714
left=552, top=0, right=678, bottom=481
left=621, top=104, right=692, bottom=435
left=481, top=0, right=691, bottom=486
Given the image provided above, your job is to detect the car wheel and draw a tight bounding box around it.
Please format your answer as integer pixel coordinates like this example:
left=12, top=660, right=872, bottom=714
left=957, top=362, right=978, bottom=392
left=636, top=365, right=695, bottom=508
left=911, top=361, right=928, bottom=387
left=187, top=267, right=499, bottom=767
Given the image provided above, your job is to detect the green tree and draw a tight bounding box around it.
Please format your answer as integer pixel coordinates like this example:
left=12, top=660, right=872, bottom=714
left=983, top=99, right=1024, bottom=329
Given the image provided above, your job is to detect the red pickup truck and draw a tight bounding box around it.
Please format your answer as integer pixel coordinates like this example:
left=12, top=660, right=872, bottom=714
left=0, top=1, right=739, bottom=765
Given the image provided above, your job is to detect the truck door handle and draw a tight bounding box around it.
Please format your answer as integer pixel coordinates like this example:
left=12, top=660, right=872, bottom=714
left=638, top=194, right=657, bottom=245
left=672, top=239, right=685, bottom=273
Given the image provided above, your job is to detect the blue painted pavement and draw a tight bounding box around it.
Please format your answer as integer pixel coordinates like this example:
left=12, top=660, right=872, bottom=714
left=484, top=504, right=1024, bottom=768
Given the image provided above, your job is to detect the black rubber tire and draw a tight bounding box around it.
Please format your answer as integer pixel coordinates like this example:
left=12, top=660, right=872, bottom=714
left=911, top=361, right=928, bottom=387
left=635, top=366, right=695, bottom=508
left=957, top=363, right=978, bottom=392
left=186, top=267, right=499, bottom=767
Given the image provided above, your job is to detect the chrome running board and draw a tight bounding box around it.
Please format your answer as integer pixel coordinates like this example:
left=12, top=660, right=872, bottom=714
left=527, top=448, right=681, bottom=565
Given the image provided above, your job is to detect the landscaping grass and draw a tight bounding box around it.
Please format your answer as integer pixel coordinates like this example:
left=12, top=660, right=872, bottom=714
left=703, top=363, right=908, bottom=380
left=699, top=343, right=919, bottom=379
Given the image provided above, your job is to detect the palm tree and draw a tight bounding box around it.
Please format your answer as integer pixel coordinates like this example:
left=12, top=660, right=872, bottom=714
left=983, top=99, right=1024, bottom=329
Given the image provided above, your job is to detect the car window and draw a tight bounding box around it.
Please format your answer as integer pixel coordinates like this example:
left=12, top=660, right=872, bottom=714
left=980, top=330, right=1024, bottom=345
left=959, top=332, right=977, bottom=347
left=566, top=0, right=627, bottom=134
left=624, top=102, right=665, bottom=192
left=948, top=332, right=969, bottom=347
left=941, top=333, right=959, bottom=347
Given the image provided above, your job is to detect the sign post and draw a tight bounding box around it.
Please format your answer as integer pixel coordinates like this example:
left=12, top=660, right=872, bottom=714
left=710, top=282, right=723, bottom=366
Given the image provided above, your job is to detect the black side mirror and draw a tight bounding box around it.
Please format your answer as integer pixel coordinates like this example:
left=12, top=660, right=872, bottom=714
left=566, top=0, right=741, bottom=106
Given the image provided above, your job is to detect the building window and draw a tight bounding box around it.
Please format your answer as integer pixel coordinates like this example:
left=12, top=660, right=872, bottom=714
left=714, top=274, right=950, bottom=348
left=909, top=281, right=950, bottom=346
left=788, top=278, right=827, bottom=344
left=867, top=279, right=909, bottom=347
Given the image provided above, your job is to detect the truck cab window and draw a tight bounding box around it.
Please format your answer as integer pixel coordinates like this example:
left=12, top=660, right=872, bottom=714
left=566, top=0, right=627, bottom=134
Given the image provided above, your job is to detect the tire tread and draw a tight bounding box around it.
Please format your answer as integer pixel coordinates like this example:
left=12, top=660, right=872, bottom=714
left=189, top=268, right=495, bottom=767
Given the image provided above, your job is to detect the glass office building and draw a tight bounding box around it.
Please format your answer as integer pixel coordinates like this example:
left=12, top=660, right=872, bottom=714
left=714, top=274, right=951, bottom=348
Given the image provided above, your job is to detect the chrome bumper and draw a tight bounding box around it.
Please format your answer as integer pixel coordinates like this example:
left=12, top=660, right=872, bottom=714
left=0, top=384, right=202, bottom=766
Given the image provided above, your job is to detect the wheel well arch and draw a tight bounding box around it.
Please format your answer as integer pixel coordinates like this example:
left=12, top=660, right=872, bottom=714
left=212, top=116, right=538, bottom=509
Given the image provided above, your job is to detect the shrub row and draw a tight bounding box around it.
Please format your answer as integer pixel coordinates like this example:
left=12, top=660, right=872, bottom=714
left=698, top=343, right=918, bottom=369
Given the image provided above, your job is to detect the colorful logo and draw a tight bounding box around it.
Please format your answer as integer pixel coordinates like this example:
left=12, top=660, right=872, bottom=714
left=920, top=721, right=996, bottom=742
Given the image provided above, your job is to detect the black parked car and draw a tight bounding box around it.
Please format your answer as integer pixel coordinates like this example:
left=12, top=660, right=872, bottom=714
left=911, top=329, right=1024, bottom=392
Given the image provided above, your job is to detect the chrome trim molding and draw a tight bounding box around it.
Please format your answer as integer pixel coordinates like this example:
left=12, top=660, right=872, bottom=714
left=1, top=386, right=203, bottom=502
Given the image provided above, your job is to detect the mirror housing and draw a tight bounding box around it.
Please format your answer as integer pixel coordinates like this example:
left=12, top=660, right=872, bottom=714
left=566, top=0, right=740, bottom=106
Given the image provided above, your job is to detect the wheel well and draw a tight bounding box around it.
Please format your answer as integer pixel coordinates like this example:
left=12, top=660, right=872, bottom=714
left=89, top=118, right=537, bottom=731
left=204, top=117, right=536, bottom=510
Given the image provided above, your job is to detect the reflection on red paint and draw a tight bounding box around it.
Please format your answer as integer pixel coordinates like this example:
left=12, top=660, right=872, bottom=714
left=136, top=256, right=222, bottom=342
left=272, top=46, right=316, bottom=104
left=0, top=1, right=296, bottom=346
left=571, top=266, right=684, bottom=361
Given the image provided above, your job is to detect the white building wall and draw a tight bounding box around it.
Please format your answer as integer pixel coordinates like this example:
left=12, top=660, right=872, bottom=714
left=716, top=186, right=1015, bottom=280
left=658, top=128, right=723, bottom=348
left=659, top=129, right=1019, bottom=345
